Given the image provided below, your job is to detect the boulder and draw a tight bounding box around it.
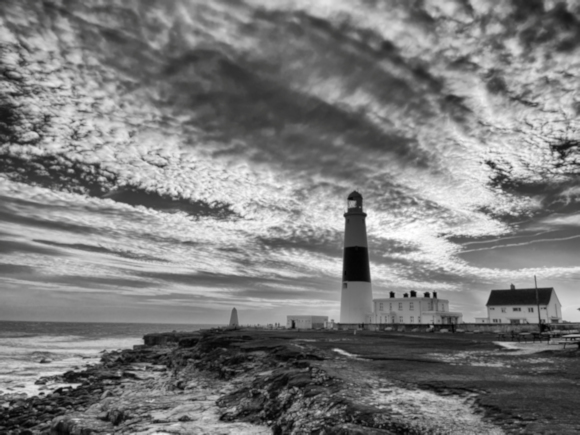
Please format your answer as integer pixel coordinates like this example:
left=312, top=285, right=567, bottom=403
left=178, top=336, right=200, bottom=348
left=107, top=408, right=126, bottom=425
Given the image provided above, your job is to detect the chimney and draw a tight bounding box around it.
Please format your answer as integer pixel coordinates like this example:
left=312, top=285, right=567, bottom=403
left=410, top=290, right=417, bottom=298
left=424, top=292, right=430, bottom=298
left=403, top=293, right=409, bottom=298
left=510, top=284, right=515, bottom=290
left=433, top=292, right=438, bottom=299
left=389, top=291, right=395, bottom=298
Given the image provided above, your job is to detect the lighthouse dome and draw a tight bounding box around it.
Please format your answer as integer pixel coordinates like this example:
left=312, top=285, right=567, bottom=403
left=347, top=191, right=363, bottom=211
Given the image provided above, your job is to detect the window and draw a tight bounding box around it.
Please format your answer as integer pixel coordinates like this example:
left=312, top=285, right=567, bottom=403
left=440, top=304, right=445, bottom=312
left=399, top=303, right=403, bottom=311
left=399, top=316, right=404, bottom=323
left=410, top=316, right=414, bottom=323
left=513, top=308, right=521, bottom=312
left=379, top=303, right=383, bottom=311
left=418, top=316, right=421, bottom=323
left=501, top=308, right=506, bottom=313
left=528, top=307, right=534, bottom=313
left=410, top=302, right=414, bottom=311
left=490, top=307, right=495, bottom=311
left=493, top=319, right=500, bottom=323
left=389, top=303, right=392, bottom=312
left=343, top=282, right=347, bottom=289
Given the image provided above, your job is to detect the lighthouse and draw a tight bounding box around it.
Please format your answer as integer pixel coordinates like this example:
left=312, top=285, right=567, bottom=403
left=340, top=191, right=373, bottom=323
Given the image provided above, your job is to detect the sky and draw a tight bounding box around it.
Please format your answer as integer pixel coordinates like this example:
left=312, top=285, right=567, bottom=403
left=1, top=0, right=579, bottom=324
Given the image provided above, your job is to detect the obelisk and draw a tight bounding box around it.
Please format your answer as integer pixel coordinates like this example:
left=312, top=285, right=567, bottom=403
left=229, top=307, right=239, bottom=328
left=340, top=191, right=373, bottom=323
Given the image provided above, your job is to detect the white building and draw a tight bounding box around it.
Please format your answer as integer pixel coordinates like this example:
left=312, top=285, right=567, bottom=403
left=371, top=291, right=463, bottom=325
left=286, top=315, right=328, bottom=329
left=481, top=285, right=562, bottom=324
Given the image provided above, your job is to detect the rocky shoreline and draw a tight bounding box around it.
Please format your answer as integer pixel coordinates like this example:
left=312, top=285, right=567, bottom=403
left=0, top=329, right=507, bottom=434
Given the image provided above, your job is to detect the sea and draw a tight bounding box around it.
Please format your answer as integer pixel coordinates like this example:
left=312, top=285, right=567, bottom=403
left=0, top=321, right=219, bottom=400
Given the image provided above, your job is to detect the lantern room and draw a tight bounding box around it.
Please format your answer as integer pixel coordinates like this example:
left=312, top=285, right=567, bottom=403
left=347, top=190, right=363, bottom=212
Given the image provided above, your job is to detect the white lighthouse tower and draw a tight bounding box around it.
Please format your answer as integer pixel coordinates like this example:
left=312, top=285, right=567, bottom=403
left=340, top=191, right=373, bottom=323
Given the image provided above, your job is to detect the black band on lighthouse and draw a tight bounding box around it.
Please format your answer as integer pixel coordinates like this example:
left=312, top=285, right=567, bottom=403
left=342, top=246, right=371, bottom=282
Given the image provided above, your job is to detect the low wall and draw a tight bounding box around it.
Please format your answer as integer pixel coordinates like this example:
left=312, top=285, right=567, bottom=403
left=336, top=322, right=580, bottom=333
left=457, top=323, right=580, bottom=333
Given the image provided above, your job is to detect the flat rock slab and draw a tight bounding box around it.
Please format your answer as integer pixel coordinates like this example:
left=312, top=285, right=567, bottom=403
left=50, top=374, right=269, bottom=434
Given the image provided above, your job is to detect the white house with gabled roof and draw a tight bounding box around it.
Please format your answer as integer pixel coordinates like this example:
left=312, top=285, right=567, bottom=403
left=479, top=285, right=562, bottom=324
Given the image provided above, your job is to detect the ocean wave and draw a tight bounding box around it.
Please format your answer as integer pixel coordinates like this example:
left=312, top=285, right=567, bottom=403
left=0, top=322, right=203, bottom=399
left=0, top=332, right=37, bottom=339
left=0, top=335, right=140, bottom=352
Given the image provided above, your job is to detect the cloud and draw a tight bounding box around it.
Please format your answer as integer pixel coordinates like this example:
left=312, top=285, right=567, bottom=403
left=1, top=0, right=580, bottom=322
left=12, top=274, right=157, bottom=291
left=0, top=239, right=67, bottom=256
left=0, top=263, right=36, bottom=275
left=461, top=234, right=580, bottom=254
left=541, top=213, right=580, bottom=227
left=0, top=195, right=99, bottom=236
left=33, top=239, right=168, bottom=263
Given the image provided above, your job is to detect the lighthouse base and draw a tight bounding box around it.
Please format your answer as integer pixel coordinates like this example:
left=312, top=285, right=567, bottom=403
left=340, top=282, right=373, bottom=323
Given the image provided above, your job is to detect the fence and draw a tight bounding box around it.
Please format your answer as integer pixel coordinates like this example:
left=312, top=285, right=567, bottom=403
left=335, top=322, right=580, bottom=333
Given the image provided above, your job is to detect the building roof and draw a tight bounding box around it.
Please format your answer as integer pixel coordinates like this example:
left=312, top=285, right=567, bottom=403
left=486, top=288, right=554, bottom=306
left=286, top=315, right=328, bottom=319
left=373, top=298, right=448, bottom=302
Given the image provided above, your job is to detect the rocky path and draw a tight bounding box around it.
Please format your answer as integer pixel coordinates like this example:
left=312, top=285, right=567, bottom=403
left=324, top=351, right=503, bottom=435
left=50, top=367, right=269, bottom=434
left=0, top=341, right=269, bottom=434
